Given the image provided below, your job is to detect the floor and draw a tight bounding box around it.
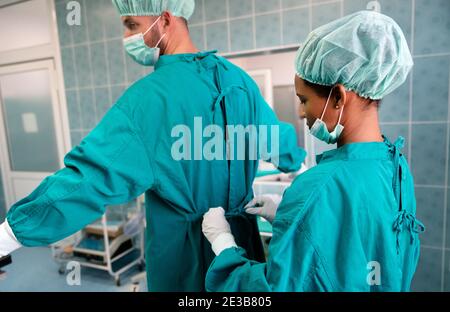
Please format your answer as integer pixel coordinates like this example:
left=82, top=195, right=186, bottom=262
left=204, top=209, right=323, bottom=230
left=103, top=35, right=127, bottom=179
left=0, top=247, right=146, bottom=292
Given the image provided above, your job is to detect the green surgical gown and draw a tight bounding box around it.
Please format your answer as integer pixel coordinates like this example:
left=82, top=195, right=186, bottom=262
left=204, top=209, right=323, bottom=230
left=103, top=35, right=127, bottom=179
left=205, top=137, right=425, bottom=292
left=5, top=51, right=306, bottom=291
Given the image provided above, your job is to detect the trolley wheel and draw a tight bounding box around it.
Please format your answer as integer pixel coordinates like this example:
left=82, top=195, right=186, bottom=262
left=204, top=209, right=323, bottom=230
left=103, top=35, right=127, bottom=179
left=115, top=277, right=121, bottom=287
left=58, top=266, right=66, bottom=275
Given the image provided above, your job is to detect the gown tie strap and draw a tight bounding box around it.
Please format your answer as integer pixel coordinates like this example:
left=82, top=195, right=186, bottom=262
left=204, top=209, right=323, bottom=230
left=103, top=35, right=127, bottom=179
left=385, top=136, right=425, bottom=253
left=393, top=210, right=425, bottom=254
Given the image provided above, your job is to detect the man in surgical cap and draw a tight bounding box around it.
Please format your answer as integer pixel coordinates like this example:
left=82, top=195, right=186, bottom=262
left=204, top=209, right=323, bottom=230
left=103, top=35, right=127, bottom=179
left=202, top=10, right=424, bottom=291
left=0, top=0, right=305, bottom=291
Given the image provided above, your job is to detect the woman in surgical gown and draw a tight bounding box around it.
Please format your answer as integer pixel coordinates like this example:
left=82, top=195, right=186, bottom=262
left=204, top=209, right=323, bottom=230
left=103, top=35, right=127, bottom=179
left=202, top=11, right=425, bottom=292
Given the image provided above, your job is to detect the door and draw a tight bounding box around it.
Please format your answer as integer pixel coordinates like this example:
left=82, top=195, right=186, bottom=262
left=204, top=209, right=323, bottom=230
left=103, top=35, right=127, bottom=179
left=0, top=59, right=67, bottom=209
left=247, top=69, right=274, bottom=108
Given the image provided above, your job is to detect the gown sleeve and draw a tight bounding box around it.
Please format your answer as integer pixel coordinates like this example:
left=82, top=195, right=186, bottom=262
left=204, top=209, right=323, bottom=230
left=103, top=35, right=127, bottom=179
left=205, top=217, right=330, bottom=292
left=5, top=104, right=155, bottom=247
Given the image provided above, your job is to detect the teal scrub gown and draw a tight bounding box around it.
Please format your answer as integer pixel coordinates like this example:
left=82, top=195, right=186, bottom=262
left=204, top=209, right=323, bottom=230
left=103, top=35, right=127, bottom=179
left=205, top=137, right=425, bottom=292
left=5, top=51, right=306, bottom=291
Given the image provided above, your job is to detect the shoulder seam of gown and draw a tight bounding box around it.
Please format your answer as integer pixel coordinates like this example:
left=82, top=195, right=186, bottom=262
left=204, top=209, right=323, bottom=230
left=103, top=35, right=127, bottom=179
left=115, top=105, right=158, bottom=190
left=299, top=227, right=339, bottom=291
left=276, top=161, right=347, bottom=224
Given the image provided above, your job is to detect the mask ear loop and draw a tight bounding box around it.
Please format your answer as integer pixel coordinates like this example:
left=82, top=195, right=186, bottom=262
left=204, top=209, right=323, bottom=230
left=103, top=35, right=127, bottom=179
left=143, top=16, right=162, bottom=36
left=337, top=104, right=345, bottom=125
left=143, top=16, right=167, bottom=49
left=155, top=33, right=167, bottom=48
left=319, top=87, right=334, bottom=120
left=336, top=87, right=346, bottom=125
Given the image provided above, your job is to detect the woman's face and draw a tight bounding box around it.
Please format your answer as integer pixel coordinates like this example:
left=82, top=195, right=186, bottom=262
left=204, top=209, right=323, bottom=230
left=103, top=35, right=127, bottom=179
left=294, top=75, right=345, bottom=131
left=295, top=75, right=328, bottom=129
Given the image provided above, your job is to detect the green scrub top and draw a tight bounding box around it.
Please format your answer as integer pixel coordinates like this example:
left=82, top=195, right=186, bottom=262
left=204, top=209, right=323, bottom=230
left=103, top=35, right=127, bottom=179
left=205, top=137, right=425, bottom=292
left=6, top=51, right=306, bottom=291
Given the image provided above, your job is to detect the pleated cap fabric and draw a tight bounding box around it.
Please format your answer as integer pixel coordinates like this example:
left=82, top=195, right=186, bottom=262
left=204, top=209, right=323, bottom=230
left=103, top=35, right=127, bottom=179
left=295, top=10, right=413, bottom=100
left=112, top=0, right=195, bottom=20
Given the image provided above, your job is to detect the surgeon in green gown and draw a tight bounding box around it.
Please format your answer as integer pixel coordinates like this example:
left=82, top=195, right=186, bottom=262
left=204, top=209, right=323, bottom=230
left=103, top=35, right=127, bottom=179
left=202, top=11, right=425, bottom=292
left=0, top=0, right=305, bottom=291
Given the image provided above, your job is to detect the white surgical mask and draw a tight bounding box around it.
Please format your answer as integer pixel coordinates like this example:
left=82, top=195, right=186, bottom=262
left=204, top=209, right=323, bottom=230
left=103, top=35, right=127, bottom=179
left=123, top=16, right=167, bottom=66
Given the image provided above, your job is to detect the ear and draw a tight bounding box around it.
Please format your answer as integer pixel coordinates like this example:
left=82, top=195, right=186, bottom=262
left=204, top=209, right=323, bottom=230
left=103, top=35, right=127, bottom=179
left=160, top=11, right=173, bottom=29
left=334, top=84, right=347, bottom=108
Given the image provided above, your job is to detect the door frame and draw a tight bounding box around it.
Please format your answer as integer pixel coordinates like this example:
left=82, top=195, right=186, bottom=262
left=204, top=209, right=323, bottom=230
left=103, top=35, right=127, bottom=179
left=247, top=69, right=274, bottom=109
left=0, top=0, right=71, bottom=210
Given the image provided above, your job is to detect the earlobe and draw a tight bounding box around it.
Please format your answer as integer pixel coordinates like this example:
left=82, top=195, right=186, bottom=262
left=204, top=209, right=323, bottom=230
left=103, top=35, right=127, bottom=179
left=333, top=92, right=341, bottom=109
left=335, top=84, right=346, bottom=109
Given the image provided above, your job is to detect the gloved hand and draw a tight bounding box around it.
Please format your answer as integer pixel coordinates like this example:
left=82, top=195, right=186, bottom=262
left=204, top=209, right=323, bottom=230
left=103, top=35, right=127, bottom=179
left=202, top=207, right=237, bottom=256
left=0, top=220, right=22, bottom=258
left=245, top=194, right=283, bottom=224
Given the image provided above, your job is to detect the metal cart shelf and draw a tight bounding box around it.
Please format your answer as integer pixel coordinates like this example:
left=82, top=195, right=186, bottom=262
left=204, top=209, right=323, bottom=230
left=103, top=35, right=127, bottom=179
left=51, top=198, right=145, bottom=286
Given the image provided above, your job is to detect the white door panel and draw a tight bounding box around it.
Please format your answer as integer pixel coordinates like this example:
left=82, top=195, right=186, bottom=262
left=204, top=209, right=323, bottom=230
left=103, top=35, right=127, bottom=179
left=0, top=60, right=66, bottom=208
left=0, top=0, right=52, bottom=53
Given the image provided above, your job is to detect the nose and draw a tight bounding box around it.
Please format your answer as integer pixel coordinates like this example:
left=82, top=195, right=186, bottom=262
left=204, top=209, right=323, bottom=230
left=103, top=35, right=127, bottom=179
left=298, top=104, right=306, bottom=120
left=124, top=30, right=133, bottom=38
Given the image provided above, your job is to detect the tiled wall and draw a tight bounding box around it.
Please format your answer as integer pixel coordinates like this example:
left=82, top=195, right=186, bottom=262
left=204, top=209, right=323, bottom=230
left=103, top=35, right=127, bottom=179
left=54, top=0, right=450, bottom=291
left=55, top=0, right=154, bottom=147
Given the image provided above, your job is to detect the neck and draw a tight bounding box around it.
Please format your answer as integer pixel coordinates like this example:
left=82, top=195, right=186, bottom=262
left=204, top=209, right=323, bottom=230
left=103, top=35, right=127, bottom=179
left=337, top=108, right=383, bottom=148
left=163, top=30, right=199, bottom=55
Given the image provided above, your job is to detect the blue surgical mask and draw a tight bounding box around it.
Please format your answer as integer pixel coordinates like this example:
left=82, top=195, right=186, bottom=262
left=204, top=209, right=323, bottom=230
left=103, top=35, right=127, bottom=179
left=310, top=88, right=345, bottom=144
left=123, top=16, right=167, bottom=66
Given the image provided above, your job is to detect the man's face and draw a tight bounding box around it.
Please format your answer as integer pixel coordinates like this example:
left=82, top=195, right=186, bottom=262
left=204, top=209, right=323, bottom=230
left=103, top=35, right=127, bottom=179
left=121, top=16, right=161, bottom=47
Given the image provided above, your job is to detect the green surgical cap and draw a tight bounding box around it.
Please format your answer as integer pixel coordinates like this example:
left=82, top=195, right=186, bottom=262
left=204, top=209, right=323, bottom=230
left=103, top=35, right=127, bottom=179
left=295, top=11, right=413, bottom=100
left=112, top=0, right=195, bottom=20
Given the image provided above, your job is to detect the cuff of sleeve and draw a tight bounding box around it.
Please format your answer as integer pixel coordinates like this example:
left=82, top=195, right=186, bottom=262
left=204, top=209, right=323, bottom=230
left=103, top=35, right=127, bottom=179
left=211, top=232, right=237, bottom=256
left=0, top=219, right=22, bottom=257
